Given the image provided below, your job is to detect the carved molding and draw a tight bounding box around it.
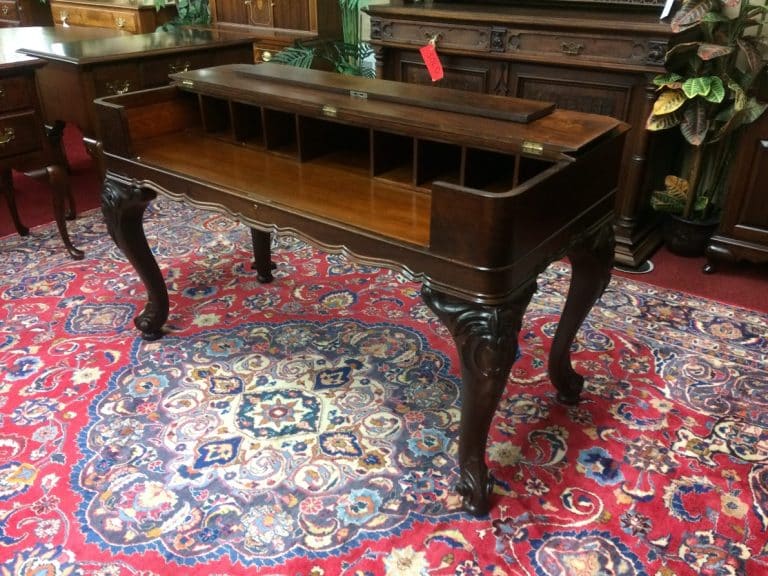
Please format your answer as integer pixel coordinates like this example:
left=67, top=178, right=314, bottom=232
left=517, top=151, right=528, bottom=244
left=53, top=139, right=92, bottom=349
left=645, top=40, right=668, bottom=66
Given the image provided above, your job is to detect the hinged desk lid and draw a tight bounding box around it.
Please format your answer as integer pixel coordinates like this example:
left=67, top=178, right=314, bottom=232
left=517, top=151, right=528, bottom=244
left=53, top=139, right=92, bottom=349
left=170, top=63, right=627, bottom=160
left=235, top=62, right=555, bottom=123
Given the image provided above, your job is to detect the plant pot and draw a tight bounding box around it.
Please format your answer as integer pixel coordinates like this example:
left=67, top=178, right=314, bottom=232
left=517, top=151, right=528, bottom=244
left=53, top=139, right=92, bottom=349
left=662, top=214, right=719, bottom=257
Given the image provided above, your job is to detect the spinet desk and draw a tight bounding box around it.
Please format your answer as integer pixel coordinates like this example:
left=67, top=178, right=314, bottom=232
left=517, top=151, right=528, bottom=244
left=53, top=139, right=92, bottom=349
left=95, top=63, right=628, bottom=515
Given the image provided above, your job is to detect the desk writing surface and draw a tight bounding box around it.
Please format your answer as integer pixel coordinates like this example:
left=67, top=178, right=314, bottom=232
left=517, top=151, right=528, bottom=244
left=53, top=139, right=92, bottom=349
left=0, top=26, right=127, bottom=65
left=17, top=27, right=261, bottom=65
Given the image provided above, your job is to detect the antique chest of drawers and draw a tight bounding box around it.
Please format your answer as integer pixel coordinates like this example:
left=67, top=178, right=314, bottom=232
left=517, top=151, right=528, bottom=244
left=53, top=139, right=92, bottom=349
left=49, top=0, right=176, bottom=32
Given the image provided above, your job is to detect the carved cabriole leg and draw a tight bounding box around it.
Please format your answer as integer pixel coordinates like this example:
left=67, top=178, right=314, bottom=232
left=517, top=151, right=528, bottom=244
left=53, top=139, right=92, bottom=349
left=250, top=228, right=275, bottom=283
left=422, top=281, right=537, bottom=516
left=102, top=177, right=167, bottom=341
left=549, top=221, right=615, bottom=405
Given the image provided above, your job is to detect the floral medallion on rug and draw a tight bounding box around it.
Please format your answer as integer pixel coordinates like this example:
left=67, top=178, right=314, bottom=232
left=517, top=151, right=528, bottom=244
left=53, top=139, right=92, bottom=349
left=1, top=199, right=767, bottom=576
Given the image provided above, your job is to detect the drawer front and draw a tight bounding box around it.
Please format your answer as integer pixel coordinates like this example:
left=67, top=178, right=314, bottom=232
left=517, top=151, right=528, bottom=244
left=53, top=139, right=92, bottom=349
left=0, top=1, right=19, bottom=21
left=141, top=52, right=218, bottom=88
left=92, top=63, right=143, bottom=97
left=378, top=19, right=495, bottom=53
left=0, top=111, right=41, bottom=159
left=510, top=29, right=662, bottom=66
left=371, top=18, right=668, bottom=68
left=52, top=3, right=139, bottom=31
left=0, top=74, right=35, bottom=113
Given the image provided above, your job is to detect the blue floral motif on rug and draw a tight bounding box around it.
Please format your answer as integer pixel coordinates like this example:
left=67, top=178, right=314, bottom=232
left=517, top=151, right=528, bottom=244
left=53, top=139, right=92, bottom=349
left=75, top=319, right=464, bottom=564
left=1, top=198, right=767, bottom=576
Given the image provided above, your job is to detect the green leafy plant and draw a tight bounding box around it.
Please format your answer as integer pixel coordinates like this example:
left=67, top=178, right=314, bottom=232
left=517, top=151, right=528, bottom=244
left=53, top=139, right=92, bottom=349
left=646, top=0, right=768, bottom=220
left=272, top=0, right=374, bottom=78
left=156, top=0, right=211, bottom=28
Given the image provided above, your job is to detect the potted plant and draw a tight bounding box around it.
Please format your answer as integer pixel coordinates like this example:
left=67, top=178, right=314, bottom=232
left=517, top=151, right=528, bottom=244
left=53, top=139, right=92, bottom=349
left=271, top=0, right=374, bottom=77
left=645, top=0, right=768, bottom=255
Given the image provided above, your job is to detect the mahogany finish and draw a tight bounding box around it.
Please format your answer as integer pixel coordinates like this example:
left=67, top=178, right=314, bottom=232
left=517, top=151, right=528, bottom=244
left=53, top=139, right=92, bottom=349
left=0, top=34, right=81, bottom=258
left=207, top=0, right=342, bottom=62
left=95, top=63, right=628, bottom=515
left=17, top=27, right=256, bottom=171
left=705, top=111, right=768, bottom=271
left=364, top=1, right=674, bottom=269
left=49, top=0, right=176, bottom=33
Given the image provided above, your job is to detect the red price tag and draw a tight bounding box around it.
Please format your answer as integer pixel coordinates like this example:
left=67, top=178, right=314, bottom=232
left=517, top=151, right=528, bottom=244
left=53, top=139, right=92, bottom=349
left=419, top=43, right=444, bottom=82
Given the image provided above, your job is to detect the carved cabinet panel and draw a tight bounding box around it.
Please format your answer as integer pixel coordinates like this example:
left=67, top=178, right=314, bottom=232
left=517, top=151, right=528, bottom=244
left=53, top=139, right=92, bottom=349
left=49, top=0, right=176, bottom=33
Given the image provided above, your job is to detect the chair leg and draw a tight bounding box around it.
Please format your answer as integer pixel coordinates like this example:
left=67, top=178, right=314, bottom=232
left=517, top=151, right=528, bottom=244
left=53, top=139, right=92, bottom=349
left=45, top=121, right=76, bottom=219
left=1, top=169, right=29, bottom=236
left=47, top=165, right=84, bottom=260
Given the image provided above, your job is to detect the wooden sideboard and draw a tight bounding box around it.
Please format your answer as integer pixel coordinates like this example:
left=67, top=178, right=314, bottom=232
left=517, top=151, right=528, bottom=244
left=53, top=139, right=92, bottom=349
left=705, top=110, right=768, bottom=271
left=94, top=62, right=628, bottom=514
left=364, top=1, right=673, bottom=269
left=208, top=0, right=342, bottom=62
left=0, top=0, right=53, bottom=27
left=50, top=0, right=176, bottom=32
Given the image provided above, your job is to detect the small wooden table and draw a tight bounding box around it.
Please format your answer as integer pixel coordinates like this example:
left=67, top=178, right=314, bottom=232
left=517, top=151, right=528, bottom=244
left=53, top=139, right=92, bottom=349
left=96, top=63, right=629, bottom=515
left=17, top=27, right=258, bottom=173
left=0, top=27, right=122, bottom=258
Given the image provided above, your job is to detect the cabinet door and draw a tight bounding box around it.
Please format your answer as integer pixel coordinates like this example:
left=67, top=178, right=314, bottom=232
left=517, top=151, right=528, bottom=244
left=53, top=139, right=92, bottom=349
left=722, top=131, right=768, bottom=244
left=273, top=0, right=310, bottom=30
left=214, top=0, right=272, bottom=27
left=509, top=63, right=636, bottom=119
left=390, top=51, right=506, bottom=95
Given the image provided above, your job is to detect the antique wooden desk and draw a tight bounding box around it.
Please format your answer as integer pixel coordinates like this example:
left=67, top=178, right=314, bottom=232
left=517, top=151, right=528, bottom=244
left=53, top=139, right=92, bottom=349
left=17, top=27, right=257, bottom=171
left=49, top=0, right=176, bottom=32
left=95, top=63, right=628, bottom=515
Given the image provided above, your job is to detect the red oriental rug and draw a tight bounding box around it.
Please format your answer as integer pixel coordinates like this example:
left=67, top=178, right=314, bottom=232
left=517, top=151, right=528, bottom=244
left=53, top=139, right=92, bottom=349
left=1, top=199, right=767, bottom=575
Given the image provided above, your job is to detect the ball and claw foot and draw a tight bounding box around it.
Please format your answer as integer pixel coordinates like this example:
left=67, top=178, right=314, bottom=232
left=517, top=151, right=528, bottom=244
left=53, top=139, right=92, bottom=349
left=135, top=312, right=164, bottom=341
left=457, top=475, right=493, bottom=517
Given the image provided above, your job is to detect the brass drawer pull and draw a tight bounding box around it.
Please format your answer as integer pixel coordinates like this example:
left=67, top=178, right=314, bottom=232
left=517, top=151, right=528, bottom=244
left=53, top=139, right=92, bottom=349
left=106, top=80, right=131, bottom=95
left=0, top=87, right=4, bottom=99
left=261, top=50, right=272, bottom=62
left=560, top=41, right=584, bottom=56
left=168, top=61, right=191, bottom=73
left=1, top=5, right=9, bottom=15
left=115, top=16, right=126, bottom=28
left=60, top=10, right=69, bottom=25
left=0, top=127, right=15, bottom=145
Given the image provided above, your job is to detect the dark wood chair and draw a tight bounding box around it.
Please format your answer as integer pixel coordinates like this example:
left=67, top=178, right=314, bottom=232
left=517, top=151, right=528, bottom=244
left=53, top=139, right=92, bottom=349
left=0, top=166, right=84, bottom=260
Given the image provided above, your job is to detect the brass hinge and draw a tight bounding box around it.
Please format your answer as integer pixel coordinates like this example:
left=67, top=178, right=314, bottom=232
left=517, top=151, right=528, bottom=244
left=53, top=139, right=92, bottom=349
left=521, top=141, right=544, bottom=155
